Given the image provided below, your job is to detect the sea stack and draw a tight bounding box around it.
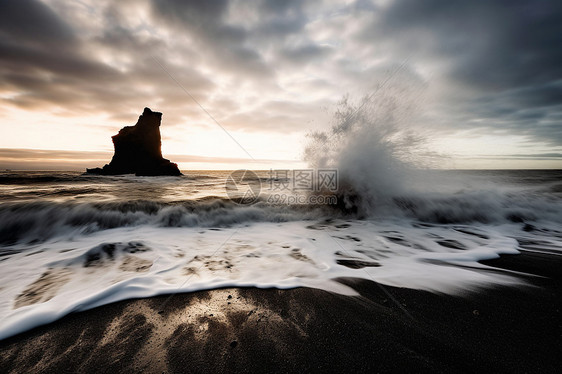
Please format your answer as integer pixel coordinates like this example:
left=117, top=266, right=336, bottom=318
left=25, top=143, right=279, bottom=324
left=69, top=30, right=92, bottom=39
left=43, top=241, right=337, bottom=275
left=86, top=107, right=181, bottom=176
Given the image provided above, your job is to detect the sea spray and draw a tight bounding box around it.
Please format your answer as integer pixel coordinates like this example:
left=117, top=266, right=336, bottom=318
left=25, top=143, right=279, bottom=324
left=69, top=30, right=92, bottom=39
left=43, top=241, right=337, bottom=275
left=1, top=169, right=562, bottom=341
left=304, top=83, right=429, bottom=216
left=1, top=105, right=562, bottom=341
left=303, top=86, right=562, bottom=225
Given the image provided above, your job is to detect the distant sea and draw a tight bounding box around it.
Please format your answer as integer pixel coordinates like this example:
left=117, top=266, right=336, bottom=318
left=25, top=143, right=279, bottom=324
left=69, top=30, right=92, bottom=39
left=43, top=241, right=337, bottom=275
left=1, top=169, right=561, bottom=339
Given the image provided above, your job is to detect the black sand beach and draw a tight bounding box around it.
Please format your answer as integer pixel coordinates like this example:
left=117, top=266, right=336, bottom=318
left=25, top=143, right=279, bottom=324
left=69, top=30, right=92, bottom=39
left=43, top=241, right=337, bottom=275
left=1, top=250, right=560, bottom=373
left=2, top=0, right=562, bottom=372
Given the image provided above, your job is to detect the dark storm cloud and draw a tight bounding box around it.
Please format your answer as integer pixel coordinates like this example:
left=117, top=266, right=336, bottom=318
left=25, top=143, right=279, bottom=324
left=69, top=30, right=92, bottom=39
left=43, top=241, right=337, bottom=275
left=150, top=0, right=272, bottom=77
left=466, top=82, right=562, bottom=143
left=279, top=44, right=333, bottom=64
left=255, top=16, right=306, bottom=39
left=0, top=0, right=125, bottom=111
left=254, top=0, right=309, bottom=37
left=0, top=0, right=219, bottom=124
left=376, top=0, right=562, bottom=90
left=1, top=0, right=561, bottom=148
left=368, top=0, right=562, bottom=144
left=474, top=82, right=562, bottom=118
left=0, top=0, right=117, bottom=83
left=0, top=0, right=74, bottom=46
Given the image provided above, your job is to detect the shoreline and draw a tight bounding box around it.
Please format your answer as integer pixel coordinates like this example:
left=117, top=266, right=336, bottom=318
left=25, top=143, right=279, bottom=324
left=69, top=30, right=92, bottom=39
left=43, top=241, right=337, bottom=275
left=1, top=250, right=560, bottom=373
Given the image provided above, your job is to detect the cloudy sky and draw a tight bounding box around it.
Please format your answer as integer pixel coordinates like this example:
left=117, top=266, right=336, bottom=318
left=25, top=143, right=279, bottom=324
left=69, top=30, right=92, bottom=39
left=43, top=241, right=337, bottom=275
left=1, top=0, right=561, bottom=170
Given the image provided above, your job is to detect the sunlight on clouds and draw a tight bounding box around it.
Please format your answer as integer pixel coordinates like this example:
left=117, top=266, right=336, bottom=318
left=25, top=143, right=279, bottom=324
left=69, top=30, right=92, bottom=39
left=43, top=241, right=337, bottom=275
left=161, top=126, right=304, bottom=162
left=1, top=0, right=561, bottom=170
left=0, top=107, right=114, bottom=152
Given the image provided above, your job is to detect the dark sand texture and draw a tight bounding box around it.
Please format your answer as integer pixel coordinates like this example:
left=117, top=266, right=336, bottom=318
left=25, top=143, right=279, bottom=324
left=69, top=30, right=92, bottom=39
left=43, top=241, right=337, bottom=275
left=1, top=251, right=560, bottom=373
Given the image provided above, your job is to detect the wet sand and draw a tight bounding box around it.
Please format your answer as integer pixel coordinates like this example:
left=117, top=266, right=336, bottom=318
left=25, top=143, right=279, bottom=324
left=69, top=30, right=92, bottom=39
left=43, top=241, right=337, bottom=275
left=1, top=250, right=560, bottom=373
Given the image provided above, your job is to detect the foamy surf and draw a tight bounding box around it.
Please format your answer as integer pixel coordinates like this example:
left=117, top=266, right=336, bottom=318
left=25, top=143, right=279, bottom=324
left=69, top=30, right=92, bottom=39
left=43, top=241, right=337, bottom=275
left=1, top=88, right=561, bottom=340
left=0, top=217, right=532, bottom=340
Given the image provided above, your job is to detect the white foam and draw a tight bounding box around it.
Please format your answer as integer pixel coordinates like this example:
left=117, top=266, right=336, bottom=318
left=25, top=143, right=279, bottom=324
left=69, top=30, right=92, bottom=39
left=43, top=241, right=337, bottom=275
left=0, top=219, right=527, bottom=340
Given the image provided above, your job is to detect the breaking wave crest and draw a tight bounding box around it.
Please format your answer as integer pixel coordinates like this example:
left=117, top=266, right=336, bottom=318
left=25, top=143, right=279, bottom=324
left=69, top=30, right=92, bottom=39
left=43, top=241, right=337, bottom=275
left=0, top=199, right=328, bottom=245
left=1, top=87, right=561, bottom=342
left=2, top=186, right=561, bottom=247
left=304, top=88, right=562, bottom=226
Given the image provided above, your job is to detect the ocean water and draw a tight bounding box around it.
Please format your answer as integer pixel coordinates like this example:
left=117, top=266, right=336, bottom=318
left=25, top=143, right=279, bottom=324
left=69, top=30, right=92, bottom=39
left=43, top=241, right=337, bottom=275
left=1, top=88, right=561, bottom=340
left=0, top=168, right=561, bottom=340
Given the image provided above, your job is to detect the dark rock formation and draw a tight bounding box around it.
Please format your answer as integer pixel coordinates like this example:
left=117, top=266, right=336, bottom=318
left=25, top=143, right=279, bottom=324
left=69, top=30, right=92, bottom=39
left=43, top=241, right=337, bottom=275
left=86, top=108, right=181, bottom=176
